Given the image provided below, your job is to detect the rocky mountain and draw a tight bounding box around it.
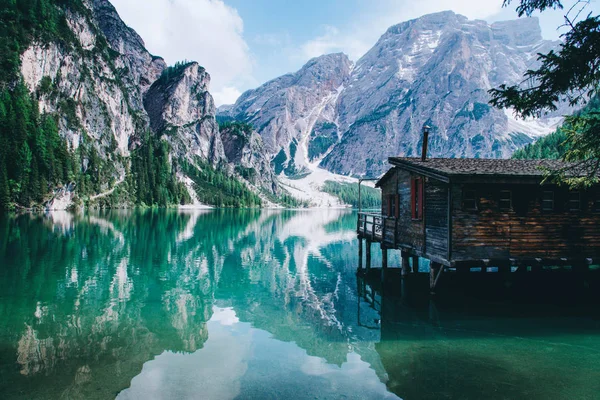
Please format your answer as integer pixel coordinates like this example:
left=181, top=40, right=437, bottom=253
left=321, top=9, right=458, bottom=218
left=220, top=53, right=353, bottom=177
left=144, top=61, right=225, bottom=165
left=220, top=11, right=565, bottom=178
left=219, top=122, right=278, bottom=194
left=1, top=0, right=280, bottom=210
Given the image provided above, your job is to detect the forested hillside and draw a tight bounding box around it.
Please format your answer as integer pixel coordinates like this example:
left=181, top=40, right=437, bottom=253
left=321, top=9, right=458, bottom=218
left=0, top=0, right=83, bottom=209
left=513, top=98, right=600, bottom=160
left=0, top=0, right=269, bottom=210
left=322, top=181, right=381, bottom=209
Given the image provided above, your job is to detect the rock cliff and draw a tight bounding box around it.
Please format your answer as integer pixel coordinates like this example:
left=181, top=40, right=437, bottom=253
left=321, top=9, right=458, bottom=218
left=220, top=11, right=564, bottom=178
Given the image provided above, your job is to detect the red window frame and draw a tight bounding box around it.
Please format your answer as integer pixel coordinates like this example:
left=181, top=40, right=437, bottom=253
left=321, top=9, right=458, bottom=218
left=411, top=178, right=423, bottom=220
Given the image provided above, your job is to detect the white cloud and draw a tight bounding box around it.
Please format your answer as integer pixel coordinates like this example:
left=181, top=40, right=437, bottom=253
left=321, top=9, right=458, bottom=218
left=212, top=86, right=243, bottom=106
left=111, top=0, right=253, bottom=105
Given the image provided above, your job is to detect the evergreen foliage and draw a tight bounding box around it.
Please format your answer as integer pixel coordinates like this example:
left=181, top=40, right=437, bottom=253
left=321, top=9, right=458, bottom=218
left=0, top=82, right=76, bottom=209
left=512, top=129, right=568, bottom=160
left=131, top=133, right=191, bottom=206
left=491, top=0, right=600, bottom=186
left=219, top=121, right=253, bottom=138
left=155, top=60, right=195, bottom=85
left=0, top=1, right=290, bottom=210
left=261, top=190, right=309, bottom=208
left=0, top=0, right=83, bottom=84
left=322, top=181, right=381, bottom=208
left=182, top=159, right=262, bottom=208
left=512, top=98, right=600, bottom=162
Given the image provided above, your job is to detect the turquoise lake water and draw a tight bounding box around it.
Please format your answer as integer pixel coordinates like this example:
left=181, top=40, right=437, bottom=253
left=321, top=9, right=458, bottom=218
left=0, top=209, right=599, bottom=399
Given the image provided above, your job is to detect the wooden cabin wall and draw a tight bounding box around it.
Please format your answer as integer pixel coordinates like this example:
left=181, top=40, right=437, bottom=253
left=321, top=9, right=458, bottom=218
left=379, top=170, right=399, bottom=246
left=396, top=170, right=425, bottom=253
left=378, top=169, right=449, bottom=258
left=451, top=183, right=600, bottom=261
left=380, top=172, right=396, bottom=216
left=425, top=179, right=448, bottom=257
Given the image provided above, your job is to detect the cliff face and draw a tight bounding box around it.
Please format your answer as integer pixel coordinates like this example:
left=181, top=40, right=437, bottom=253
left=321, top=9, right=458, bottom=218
left=144, top=62, right=225, bottom=166
left=220, top=53, right=353, bottom=177
left=220, top=11, right=564, bottom=178
left=13, top=0, right=278, bottom=209
left=220, top=123, right=277, bottom=194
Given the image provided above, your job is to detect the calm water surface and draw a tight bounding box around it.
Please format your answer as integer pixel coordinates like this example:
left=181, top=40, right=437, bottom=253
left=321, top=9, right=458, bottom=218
left=0, top=209, right=599, bottom=399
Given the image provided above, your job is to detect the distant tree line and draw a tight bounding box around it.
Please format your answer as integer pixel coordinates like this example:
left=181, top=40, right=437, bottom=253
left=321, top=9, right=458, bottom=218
left=322, top=181, right=381, bottom=208
left=513, top=97, right=600, bottom=161
left=182, top=159, right=262, bottom=208
left=492, top=0, right=600, bottom=186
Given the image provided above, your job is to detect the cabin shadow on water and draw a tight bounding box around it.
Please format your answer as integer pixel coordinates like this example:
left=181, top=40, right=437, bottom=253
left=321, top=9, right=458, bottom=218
left=357, top=268, right=600, bottom=400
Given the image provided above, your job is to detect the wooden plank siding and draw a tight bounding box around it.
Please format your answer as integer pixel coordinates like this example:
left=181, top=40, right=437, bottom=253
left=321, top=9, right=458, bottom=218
left=425, top=179, right=448, bottom=257
left=370, top=158, right=600, bottom=268
left=377, top=168, right=449, bottom=260
left=451, top=184, right=600, bottom=261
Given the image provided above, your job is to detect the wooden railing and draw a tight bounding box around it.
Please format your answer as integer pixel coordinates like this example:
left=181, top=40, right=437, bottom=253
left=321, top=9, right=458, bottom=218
left=357, top=212, right=384, bottom=241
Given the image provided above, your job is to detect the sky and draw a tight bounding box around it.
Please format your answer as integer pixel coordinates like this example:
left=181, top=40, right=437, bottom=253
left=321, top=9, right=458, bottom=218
left=111, top=0, right=600, bottom=106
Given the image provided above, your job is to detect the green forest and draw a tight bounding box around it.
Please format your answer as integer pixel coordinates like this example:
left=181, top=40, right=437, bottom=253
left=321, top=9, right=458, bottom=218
left=0, top=0, right=82, bottom=210
left=322, top=181, right=381, bottom=209
left=0, top=0, right=270, bottom=210
left=513, top=97, right=600, bottom=161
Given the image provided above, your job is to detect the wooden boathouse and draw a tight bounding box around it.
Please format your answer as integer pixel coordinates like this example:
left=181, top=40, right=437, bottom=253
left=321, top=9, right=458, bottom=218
left=358, top=157, right=600, bottom=292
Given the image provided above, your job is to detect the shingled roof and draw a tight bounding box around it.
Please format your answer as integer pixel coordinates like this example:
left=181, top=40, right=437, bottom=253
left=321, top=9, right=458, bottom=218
left=383, top=157, right=597, bottom=183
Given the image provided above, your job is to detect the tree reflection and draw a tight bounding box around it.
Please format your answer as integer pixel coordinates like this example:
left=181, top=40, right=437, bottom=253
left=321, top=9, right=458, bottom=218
left=0, top=209, right=380, bottom=399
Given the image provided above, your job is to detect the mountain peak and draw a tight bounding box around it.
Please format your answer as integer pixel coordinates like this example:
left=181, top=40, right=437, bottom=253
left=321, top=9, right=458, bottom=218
left=385, top=10, right=465, bottom=36
left=491, top=17, right=543, bottom=46
left=295, top=52, right=352, bottom=86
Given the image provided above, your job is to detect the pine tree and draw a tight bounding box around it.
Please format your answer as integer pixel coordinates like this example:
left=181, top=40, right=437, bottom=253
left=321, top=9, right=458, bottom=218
left=491, top=1, right=600, bottom=186
left=0, top=164, right=9, bottom=210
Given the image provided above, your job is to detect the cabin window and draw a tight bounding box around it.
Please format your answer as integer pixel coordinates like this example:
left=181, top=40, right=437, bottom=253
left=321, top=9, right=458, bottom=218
left=499, top=190, right=512, bottom=211
left=463, top=190, right=477, bottom=211
left=542, top=191, right=554, bottom=211
left=411, top=178, right=423, bottom=220
left=568, top=191, right=581, bottom=211
left=387, top=194, right=399, bottom=217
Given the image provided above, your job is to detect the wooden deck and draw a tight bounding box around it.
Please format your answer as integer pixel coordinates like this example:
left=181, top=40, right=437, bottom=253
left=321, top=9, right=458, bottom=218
left=356, top=212, right=599, bottom=293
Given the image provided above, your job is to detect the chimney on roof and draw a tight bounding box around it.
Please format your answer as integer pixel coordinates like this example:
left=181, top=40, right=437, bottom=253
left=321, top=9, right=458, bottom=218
left=421, top=125, right=431, bottom=162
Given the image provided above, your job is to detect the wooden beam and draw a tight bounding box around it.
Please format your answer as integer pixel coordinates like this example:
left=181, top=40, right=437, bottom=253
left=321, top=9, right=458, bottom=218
left=358, top=238, right=363, bottom=270
left=366, top=240, right=372, bottom=270
left=430, top=262, right=443, bottom=293
left=382, top=247, right=388, bottom=269
left=447, top=184, right=453, bottom=262
left=401, top=253, right=410, bottom=276
left=411, top=256, right=419, bottom=273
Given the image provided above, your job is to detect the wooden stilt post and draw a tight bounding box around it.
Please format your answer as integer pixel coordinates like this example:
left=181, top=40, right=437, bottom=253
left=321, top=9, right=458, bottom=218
left=401, top=253, right=410, bottom=277
left=430, top=262, right=443, bottom=294
left=366, top=240, right=372, bottom=270
left=412, top=256, right=419, bottom=273
left=482, top=259, right=490, bottom=274
left=532, top=258, right=543, bottom=274
left=358, top=238, right=363, bottom=270
left=382, top=247, right=388, bottom=269
left=381, top=247, right=388, bottom=282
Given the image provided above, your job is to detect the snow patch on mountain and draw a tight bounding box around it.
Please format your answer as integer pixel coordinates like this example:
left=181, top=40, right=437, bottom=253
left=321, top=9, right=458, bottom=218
left=503, top=108, right=563, bottom=139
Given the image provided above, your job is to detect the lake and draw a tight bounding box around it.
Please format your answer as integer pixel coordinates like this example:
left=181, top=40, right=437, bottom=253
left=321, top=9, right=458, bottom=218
left=0, top=209, right=599, bottom=399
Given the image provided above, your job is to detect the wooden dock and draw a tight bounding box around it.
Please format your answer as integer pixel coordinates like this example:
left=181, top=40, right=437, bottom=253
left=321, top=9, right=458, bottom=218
left=357, top=211, right=598, bottom=294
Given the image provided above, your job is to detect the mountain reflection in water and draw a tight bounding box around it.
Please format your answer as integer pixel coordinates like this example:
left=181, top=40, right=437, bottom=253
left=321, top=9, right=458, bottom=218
left=0, top=209, right=599, bottom=400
